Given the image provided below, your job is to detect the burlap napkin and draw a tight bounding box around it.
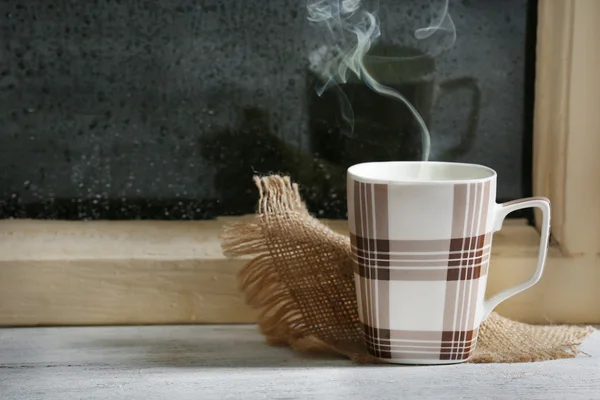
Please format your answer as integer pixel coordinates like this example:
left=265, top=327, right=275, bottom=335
left=221, top=175, right=595, bottom=363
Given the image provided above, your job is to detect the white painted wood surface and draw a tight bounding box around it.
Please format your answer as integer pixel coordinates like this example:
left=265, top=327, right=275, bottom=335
left=0, top=325, right=598, bottom=399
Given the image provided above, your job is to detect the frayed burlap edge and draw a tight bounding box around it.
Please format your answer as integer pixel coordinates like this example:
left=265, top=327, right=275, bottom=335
left=222, top=175, right=595, bottom=364
left=221, top=176, right=321, bottom=350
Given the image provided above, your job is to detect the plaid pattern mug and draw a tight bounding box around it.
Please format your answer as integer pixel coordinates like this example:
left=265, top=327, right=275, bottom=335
left=347, top=161, right=551, bottom=364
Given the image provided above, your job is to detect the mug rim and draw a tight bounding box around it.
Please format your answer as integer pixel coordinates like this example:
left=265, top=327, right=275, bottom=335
left=347, top=161, right=497, bottom=185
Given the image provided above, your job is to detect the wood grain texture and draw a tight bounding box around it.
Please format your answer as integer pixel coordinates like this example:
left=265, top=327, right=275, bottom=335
left=0, top=218, right=257, bottom=325
left=0, top=325, right=598, bottom=400
left=0, top=218, right=598, bottom=326
left=533, top=0, right=600, bottom=256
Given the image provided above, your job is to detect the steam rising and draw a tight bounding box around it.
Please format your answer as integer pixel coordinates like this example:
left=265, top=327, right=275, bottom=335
left=307, top=0, right=456, bottom=162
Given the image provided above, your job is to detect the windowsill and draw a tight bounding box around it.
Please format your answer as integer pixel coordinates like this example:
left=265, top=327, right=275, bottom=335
left=0, top=324, right=598, bottom=398
left=0, top=217, right=598, bottom=326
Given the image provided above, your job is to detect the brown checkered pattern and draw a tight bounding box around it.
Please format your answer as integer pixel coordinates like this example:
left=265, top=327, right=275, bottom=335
left=351, top=233, right=492, bottom=281
left=348, top=176, right=494, bottom=362
left=361, top=324, right=479, bottom=360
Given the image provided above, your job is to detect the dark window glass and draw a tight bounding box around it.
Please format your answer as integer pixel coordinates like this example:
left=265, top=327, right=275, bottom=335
left=0, top=0, right=535, bottom=220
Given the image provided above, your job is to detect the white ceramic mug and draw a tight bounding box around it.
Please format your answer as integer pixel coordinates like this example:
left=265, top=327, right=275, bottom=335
left=347, top=161, right=551, bottom=364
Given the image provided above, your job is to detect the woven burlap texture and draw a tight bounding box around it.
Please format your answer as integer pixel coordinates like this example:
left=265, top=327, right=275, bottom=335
left=221, top=175, right=595, bottom=363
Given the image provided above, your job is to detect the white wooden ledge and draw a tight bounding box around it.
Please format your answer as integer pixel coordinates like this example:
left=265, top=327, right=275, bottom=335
left=0, top=325, right=598, bottom=399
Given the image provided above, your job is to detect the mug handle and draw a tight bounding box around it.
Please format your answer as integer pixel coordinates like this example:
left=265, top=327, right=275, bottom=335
left=434, top=77, right=481, bottom=160
left=480, top=197, right=552, bottom=322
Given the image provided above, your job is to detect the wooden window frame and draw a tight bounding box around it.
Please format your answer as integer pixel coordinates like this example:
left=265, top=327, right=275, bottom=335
left=0, top=0, right=598, bottom=326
